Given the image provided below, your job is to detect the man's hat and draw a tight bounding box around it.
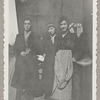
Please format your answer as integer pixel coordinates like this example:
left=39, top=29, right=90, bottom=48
left=47, top=24, right=55, bottom=27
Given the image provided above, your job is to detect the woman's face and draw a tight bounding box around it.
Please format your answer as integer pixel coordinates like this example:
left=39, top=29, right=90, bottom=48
left=60, top=20, right=68, bottom=32
left=48, top=26, right=55, bottom=36
left=77, top=24, right=83, bottom=37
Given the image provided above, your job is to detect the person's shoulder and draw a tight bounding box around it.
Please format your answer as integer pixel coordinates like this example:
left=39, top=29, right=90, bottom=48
left=16, top=34, right=20, bottom=37
left=15, top=34, right=20, bottom=40
left=16, top=33, right=24, bottom=37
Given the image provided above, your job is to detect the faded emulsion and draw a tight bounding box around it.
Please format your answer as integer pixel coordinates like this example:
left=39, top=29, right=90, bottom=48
left=9, top=0, right=92, bottom=100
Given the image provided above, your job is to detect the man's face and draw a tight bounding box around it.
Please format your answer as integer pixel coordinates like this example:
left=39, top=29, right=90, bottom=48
left=48, top=26, right=55, bottom=36
left=24, top=20, right=31, bottom=31
left=60, top=20, right=68, bottom=32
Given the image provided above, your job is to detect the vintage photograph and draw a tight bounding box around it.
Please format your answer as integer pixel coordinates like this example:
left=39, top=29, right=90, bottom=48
left=9, top=0, right=93, bottom=100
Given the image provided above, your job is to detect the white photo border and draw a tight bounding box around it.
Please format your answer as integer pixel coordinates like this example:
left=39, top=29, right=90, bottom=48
left=4, top=0, right=97, bottom=100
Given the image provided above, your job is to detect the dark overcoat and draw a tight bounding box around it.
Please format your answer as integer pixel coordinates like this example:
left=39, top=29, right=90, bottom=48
left=42, top=34, right=58, bottom=98
left=11, top=33, right=41, bottom=91
left=67, top=31, right=82, bottom=60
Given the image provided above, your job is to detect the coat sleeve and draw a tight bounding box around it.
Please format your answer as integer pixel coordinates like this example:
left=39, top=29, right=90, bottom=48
left=13, top=34, right=24, bottom=54
left=72, top=35, right=82, bottom=61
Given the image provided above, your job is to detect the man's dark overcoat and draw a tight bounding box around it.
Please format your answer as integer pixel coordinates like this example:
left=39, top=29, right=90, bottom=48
left=11, top=33, right=42, bottom=91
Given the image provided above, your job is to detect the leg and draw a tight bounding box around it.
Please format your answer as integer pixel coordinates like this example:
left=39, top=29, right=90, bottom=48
left=15, top=89, right=24, bottom=100
left=24, top=90, right=34, bottom=100
left=72, top=63, right=81, bottom=100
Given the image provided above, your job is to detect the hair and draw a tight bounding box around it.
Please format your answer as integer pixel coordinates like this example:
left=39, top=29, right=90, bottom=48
left=24, top=19, right=31, bottom=23
left=59, top=16, right=70, bottom=25
left=23, top=15, right=32, bottom=24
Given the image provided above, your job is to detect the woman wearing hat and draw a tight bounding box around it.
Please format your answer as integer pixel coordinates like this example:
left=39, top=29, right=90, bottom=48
left=42, top=24, right=60, bottom=99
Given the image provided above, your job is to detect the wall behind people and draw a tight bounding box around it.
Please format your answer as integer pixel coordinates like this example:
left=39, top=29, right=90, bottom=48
left=14, top=0, right=92, bottom=56
left=82, top=0, right=92, bottom=54
left=80, top=0, right=92, bottom=100
left=15, top=0, right=83, bottom=35
left=13, top=0, right=92, bottom=58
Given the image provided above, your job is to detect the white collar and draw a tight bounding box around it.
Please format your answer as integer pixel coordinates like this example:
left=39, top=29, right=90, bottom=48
left=24, top=31, right=31, bottom=35
left=50, top=34, right=56, bottom=43
left=62, top=31, right=68, bottom=38
left=50, top=34, right=56, bottom=39
left=24, top=31, right=31, bottom=42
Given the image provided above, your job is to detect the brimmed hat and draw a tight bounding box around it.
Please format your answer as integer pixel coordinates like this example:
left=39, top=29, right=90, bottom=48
left=47, top=24, right=55, bottom=28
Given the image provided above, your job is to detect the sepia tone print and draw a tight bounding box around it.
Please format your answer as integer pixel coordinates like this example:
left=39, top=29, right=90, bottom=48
left=7, top=0, right=94, bottom=100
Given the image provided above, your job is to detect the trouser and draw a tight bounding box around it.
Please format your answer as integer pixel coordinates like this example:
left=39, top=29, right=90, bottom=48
left=42, top=69, right=54, bottom=98
left=16, top=89, right=35, bottom=100
left=24, top=90, right=35, bottom=100
left=15, top=89, right=24, bottom=100
left=72, top=63, right=81, bottom=100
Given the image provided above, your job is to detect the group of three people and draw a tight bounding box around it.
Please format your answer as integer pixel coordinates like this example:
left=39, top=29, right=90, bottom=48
left=11, top=17, right=83, bottom=100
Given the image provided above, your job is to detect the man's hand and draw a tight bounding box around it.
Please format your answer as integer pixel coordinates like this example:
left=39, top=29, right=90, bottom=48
left=72, top=57, right=76, bottom=62
left=20, top=51, right=26, bottom=56
left=58, top=79, right=68, bottom=90
left=37, top=55, right=45, bottom=62
left=69, top=27, right=75, bottom=33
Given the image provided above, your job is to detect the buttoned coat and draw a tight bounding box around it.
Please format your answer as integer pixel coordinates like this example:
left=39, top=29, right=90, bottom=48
left=11, top=33, right=41, bottom=91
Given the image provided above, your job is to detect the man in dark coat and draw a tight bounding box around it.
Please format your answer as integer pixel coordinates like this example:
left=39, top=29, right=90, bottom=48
left=11, top=19, right=41, bottom=100
left=69, top=23, right=83, bottom=100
